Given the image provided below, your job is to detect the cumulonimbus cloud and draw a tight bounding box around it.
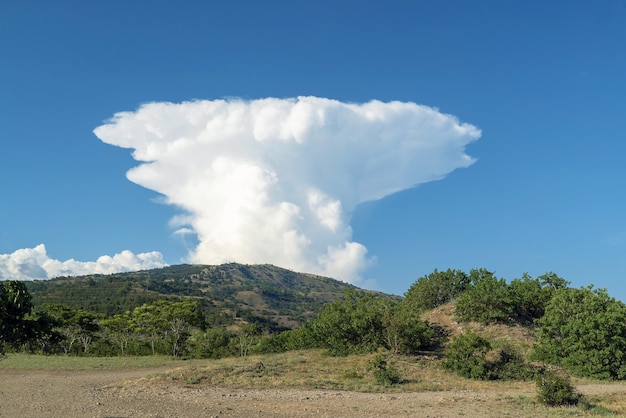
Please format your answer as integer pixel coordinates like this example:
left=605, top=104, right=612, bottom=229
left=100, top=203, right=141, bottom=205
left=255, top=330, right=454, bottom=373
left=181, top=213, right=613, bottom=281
left=93, top=96, right=481, bottom=284
left=0, top=244, right=167, bottom=281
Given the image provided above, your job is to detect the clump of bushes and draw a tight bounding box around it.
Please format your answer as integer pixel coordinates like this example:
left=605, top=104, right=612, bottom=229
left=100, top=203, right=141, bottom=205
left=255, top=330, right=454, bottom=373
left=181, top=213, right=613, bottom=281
left=532, top=286, right=626, bottom=380
left=442, top=331, right=538, bottom=381
left=454, top=271, right=567, bottom=325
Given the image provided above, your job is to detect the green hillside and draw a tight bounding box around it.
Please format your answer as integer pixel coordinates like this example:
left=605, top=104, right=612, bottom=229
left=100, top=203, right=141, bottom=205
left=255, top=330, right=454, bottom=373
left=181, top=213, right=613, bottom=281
left=25, top=263, right=379, bottom=329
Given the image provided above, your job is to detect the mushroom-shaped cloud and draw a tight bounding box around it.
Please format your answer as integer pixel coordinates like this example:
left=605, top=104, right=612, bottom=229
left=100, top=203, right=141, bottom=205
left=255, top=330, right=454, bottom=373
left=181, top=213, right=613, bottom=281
left=94, top=96, right=481, bottom=284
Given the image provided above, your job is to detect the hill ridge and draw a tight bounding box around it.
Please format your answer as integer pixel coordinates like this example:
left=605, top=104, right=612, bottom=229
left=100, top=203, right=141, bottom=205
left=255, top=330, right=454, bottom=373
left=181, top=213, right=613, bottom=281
left=24, top=263, right=384, bottom=329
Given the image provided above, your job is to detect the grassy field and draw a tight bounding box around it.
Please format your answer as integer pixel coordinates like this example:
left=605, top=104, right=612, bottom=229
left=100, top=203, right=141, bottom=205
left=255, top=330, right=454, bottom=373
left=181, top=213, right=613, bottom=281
left=0, top=353, right=187, bottom=370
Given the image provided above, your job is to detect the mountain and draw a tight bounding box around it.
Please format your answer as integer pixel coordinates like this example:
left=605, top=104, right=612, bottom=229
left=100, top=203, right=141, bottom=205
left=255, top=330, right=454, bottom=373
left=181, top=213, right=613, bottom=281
left=25, top=263, right=389, bottom=329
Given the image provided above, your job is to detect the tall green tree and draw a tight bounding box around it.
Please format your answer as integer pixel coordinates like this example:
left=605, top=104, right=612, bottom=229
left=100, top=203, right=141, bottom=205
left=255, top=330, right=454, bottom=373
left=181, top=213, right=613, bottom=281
left=131, top=303, right=165, bottom=355
left=508, top=273, right=563, bottom=323
left=0, top=284, right=6, bottom=352
left=100, top=312, right=134, bottom=356
left=404, top=269, right=470, bottom=312
left=1, top=281, right=34, bottom=348
left=27, top=309, right=64, bottom=354
left=45, top=304, right=102, bottom=354
left=382, top=302, right=434, bottom=354
left=455, top=269, right=512, bottom=324
left=131, top=300, right=204, bottom=357
left=309, top=290, right=388, bottom=356
left=532, top=286, right=626, bottom=379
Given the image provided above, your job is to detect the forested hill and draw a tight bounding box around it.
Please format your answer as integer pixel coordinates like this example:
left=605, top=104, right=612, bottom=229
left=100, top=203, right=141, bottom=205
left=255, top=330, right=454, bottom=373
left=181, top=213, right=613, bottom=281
left=24, top=263, right=377, bottom=328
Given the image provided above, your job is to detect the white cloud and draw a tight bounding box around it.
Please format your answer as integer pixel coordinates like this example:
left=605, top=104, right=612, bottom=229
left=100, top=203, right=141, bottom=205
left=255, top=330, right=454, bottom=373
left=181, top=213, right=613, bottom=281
left=94, top=96, right=480, bottom=285
left=0, top=244, right=168, bottom=281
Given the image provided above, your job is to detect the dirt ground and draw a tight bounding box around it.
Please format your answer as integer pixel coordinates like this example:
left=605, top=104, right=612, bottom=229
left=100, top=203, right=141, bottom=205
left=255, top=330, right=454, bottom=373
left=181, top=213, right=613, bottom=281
left=1, top=367, right=625, bottom=418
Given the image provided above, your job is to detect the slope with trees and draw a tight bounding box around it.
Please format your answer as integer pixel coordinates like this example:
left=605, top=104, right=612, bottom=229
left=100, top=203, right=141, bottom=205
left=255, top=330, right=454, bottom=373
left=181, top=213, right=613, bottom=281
left=24, top=263, right=364, bottom=328
left=4, top=262, right=626, bottom=411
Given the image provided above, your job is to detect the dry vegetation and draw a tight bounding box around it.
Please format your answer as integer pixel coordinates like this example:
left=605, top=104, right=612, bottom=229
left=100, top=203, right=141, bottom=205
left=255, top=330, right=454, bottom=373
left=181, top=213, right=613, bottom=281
left=116, top=349, right=626, bottom=417
left=4, top=306, right=626, bottom=417
left=152, top=349, right=526, bottom=392
left=4, top=297, right=626, bottom=417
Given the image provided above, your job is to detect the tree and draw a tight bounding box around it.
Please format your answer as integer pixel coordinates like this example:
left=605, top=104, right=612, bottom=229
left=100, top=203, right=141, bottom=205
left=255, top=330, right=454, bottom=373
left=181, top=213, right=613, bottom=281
left=309, top=290, right=387, bottom=356
left=455, top=269, right=512, bottom=324
left=188, top=328, right=233, bottom=359
left=45, top=304, right=101, bottom=354
left=404, top=269, right=470, bottom=312
left=24, top=308, right=63, bottom=354
left=532, top=286, right=626, bottom=379
left=238, top=323, right=260, bottom=357
left=1, top=281, right=34, bottom=347
left=538, top=272, right=570, bottom=291
left=74, top=311, right=100, bottom=353
left=0, top=285, right=5, bottom=353
left=381, top=302, right=434, bottom=355
left=131, top=303, right=165, bottom=355
left=131, top=300, right=204, bottom=357
left=100, top=312, right=134, bottom=356
left=508, top=273, right=555, bottom=323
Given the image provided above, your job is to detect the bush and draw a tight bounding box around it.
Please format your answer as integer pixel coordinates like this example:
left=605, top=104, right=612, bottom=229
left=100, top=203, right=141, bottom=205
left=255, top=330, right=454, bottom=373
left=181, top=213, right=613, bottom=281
left=443, top=332, right=537, bottom=381
left=442, top=331, right=493, bottom=380
left=489, top=341, right=538, bottom=381
left=404, top=269, right=470, bottom=312
left=187, top=328, right=234, bottom=359
left=536, top=370, right=581, bottom=407
left=455, top=269, right=512, bottom=324
left=532, top=286, right=626, bottom=379
left=309, top=290, right=388, bottom=356
left=508, top=274, right=553, bottom=323
left=381, top=303, right=435, bottom=355
left=253, top=327, right=316, bottom=354
left=367, top=354, right=400, bottom=387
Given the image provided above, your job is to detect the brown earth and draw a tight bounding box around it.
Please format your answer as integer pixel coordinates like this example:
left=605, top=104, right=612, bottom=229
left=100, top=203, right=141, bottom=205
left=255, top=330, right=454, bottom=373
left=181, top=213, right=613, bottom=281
left=2, top=366, right=626, bottom=418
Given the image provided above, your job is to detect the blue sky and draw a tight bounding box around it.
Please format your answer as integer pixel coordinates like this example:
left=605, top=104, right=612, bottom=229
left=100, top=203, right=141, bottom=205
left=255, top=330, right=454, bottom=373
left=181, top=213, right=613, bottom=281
left=1, top=1, right=625, bottom=300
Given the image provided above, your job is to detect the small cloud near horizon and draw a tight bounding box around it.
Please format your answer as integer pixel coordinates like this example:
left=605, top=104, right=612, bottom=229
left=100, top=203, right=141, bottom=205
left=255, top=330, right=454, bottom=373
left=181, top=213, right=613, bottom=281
left=0, top=244, right=167, bottom=281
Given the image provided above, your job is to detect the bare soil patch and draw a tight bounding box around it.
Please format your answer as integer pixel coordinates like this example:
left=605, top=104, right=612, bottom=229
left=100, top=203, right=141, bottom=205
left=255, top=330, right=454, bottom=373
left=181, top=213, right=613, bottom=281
left=2, top=366, right=625, bottom=417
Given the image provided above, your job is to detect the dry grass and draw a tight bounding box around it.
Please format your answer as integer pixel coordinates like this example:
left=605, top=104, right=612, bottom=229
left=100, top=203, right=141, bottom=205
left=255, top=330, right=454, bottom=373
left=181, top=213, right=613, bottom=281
left=0, top=353, right=188, bottom=370
left=585, top=393, right=626, bottom=415
left=4, top=299, right=624, bottom=416
left=148, top=349, right=623, bottom=416
left=156, top=349, right=532, bottom=393
left=1, top=352, right=623, bottom=415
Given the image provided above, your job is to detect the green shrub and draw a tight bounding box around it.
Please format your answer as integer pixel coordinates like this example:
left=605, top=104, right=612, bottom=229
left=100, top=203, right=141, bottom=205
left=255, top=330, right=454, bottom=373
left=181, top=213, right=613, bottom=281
left=489, top=341, right=538, bottom=381
left=442, top=331, right=493, bottom=380
left=532, top=286, right=626, bottom=380
left=367, top=354, right=400, bottom=387
left=443, top=333, right=537, bottom=381
left=536, top=370, right=581, bottom=407
left=187, top=328, right=233, bottom=359
left=253, top=327, right=317, bottom=354
left=455, top=269, right=512, bottom=324
left=381, top=303, right=435, bottom=355
left=309, top=290, right=388, bottom=356
left=404, top=269, right=470, bottom=312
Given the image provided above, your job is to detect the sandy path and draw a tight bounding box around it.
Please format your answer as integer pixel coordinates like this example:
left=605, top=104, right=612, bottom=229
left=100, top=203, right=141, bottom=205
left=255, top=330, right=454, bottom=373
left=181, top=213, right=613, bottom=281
left=1, top=367, right=625, bottom=418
